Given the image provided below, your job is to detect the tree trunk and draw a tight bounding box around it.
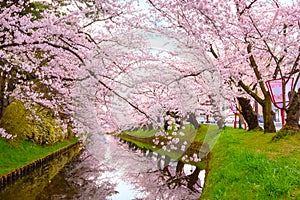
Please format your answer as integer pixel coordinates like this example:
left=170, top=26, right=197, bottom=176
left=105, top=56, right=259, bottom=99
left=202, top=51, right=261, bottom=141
left=262, top=96, right=276, bottom=133
left=237, top=97, right=261, bottom=131
left=0, top=67, right=19, bottom=122
left=175, top=160, right=184, bottom=176
left=187, top=166, right=201, bottom=190
left=0, top=73, right=11, bottom=121
left=285, top=89, right=300, bottom=130
left=186, top=112, right=199, bottom=129
left=164, top=111, right=183, bottom=131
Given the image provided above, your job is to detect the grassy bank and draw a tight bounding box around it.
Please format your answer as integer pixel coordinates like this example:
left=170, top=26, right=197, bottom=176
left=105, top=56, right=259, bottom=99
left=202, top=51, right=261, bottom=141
left=0, top=137, right=78, bottom=176
left=121, top=125, right=300, bottom=199
left=120, top=124, right=219, bottom=168
left=202, top=127, right=300, bottom=200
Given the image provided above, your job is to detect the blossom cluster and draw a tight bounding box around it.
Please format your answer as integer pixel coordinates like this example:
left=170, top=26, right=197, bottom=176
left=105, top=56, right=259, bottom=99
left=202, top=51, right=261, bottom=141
left=181, top=153, right=201, bottom=163
left=152, top=131, right=187, bottom=152
left=165, top=114, right=181, bottom=131
left=152, top=114, right=186, bottom=153
left=152, top=130, right=183, bottom=152
left=0, top=128, right=17, bottom=140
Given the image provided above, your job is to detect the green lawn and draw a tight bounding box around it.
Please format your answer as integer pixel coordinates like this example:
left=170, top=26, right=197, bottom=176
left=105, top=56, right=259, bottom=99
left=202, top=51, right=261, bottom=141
left=122, top=128, right=157, bottom=138
left=0, top=137, right=78, bottom=176
left=202, top=127, right=300, bottom=200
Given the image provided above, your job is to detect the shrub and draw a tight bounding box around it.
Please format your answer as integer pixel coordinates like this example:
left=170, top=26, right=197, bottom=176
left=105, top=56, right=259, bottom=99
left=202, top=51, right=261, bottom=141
left=0, top=100, right=67, bottom=145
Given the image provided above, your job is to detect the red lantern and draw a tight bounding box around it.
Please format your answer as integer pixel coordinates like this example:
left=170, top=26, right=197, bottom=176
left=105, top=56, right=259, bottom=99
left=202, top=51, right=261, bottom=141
left=230, top=102, right=238, bottom=128
left=266, top=78, right=294, bottom=125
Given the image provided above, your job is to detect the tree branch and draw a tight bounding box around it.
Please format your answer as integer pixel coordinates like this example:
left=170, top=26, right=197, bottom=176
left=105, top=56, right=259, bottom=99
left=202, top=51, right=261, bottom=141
left=238, top=80, right=264, bottom=106
left=247, top=44, right=268, bottom=96
left=86, top=69, right=153, bottom=121
left=0, top=41, right=85, bottom=64
left=210, top=44, right=219, bottom=59
left=238, top=0, right=258, bottom=16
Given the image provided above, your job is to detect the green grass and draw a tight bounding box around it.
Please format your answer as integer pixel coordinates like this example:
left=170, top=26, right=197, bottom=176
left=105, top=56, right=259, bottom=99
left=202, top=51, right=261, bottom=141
left=0, top=137, right=78, bottom=176
left=122, top=128, right=157, bottom=138
left=202, top=127, right=300, bottom=200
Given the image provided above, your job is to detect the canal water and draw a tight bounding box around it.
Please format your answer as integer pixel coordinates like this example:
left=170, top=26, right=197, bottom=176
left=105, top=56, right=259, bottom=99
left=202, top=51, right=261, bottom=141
left=0, top=134, right=205, bottom=200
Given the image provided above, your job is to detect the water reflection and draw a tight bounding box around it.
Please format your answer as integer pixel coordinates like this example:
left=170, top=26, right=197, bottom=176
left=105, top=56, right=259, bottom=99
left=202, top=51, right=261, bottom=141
left=0, top=144, right=81, bottom=200
left=52, top=134, right=205, bottom=200
left=0, top=134, right=206, bottom=200
left=123, top=138, right=205, bottom=194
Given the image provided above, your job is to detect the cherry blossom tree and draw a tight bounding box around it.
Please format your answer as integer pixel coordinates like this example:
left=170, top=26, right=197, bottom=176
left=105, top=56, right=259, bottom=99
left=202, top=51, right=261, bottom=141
left=73, top=28, right=225, bottom=136
left=1, top=0, right=226, bottom=144
left=0, top=0, right=89, bottom=125
left=146, top=0, right=300, bottom=132
left=0, top=0, right=140, bottom=140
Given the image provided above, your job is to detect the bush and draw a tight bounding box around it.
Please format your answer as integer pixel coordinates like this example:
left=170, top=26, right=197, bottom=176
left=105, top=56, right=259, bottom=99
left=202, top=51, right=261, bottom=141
left=0, top=100, right=67, bottom=145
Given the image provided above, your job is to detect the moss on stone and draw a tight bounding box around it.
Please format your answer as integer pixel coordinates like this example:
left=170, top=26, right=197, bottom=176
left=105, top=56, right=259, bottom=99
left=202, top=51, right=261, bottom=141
left=0, top=100, right=67, bottom=145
